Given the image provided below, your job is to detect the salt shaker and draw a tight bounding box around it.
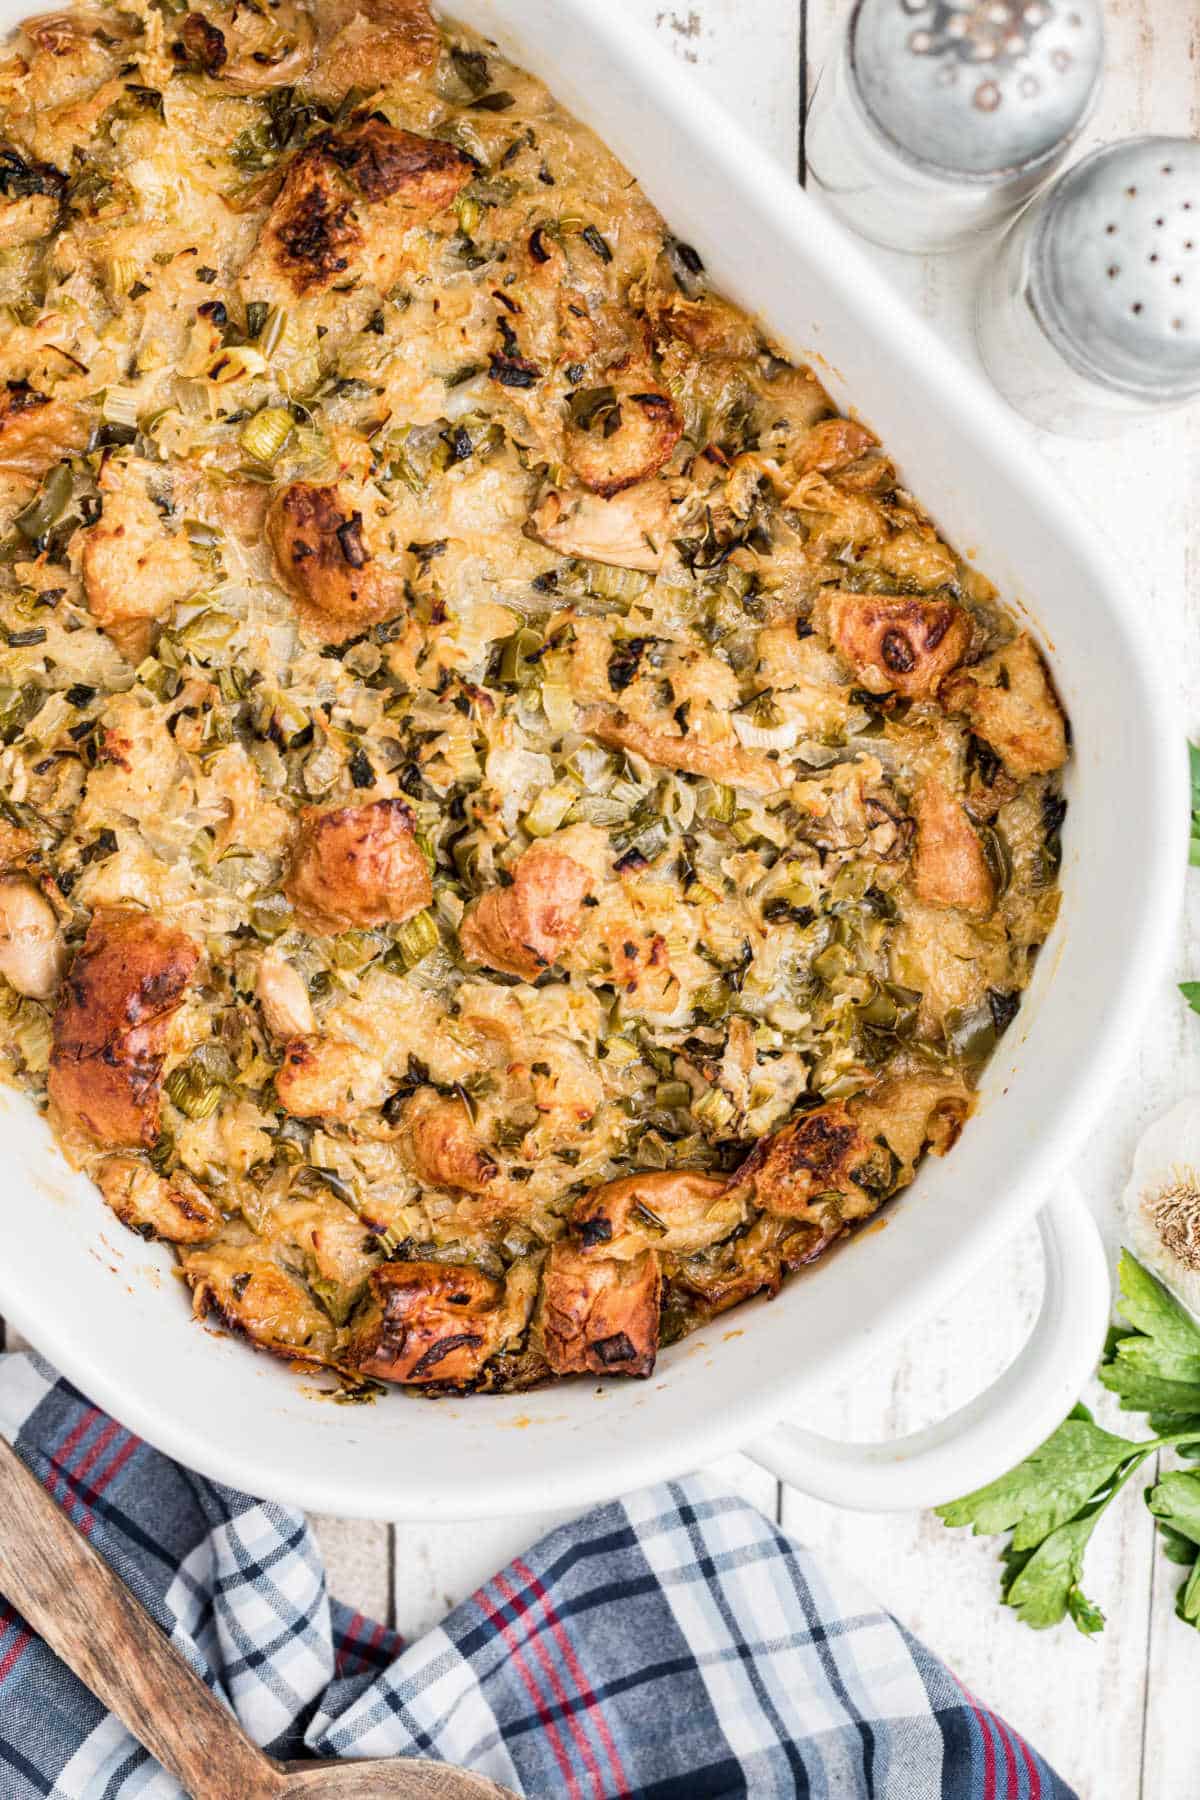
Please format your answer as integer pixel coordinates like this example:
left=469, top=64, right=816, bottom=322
left=806, top=0, right=1105, bottom=254
left=976, top=137, right=1200, bottom=435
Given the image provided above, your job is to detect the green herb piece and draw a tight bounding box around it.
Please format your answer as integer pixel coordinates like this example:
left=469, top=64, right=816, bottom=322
left=386, top=908, right=439, bottom=973
left=309, top=1274, right=360, bottom=1326
left=260, top=304, right=290, bottom=357
left=330, top=928, right=385, bottom=971
left=332, top=1378, right=387, bottom=1406
left=1182, top=981, right=1200, bottom=1016
left=14, top=463, right=72, bottom=542
left=239, top=406, right=294, bottom=465
left=522, top=780, right=577, bottom=838
left=654, top=1080, right=691, bottom=1110
left=1147, top=1470, right=1200, bottom=1624
left=693, top=1086, right=736, bottom=1132
left=938, top=1409, right=1139, bottom=1549
left=1190, top=740, right=1200, bottom=866
left=468, top=90, right=516, bottom=112
left=450, top=45, right=490, bottom=95
left=497, top=626, right=544, bottom=688
left=580, top=223, right=613, bottom=263
left=165, top=1043, right=235, bottom=1121
left=249, top=892, right=293, bottom=941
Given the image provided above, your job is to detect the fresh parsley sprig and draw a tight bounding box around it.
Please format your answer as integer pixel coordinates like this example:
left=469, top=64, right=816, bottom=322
left=937, top=1250, right=1200, bottom=1634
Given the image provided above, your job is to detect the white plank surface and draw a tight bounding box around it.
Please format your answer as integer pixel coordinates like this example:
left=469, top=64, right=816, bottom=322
left=4, top=5, right=1199, bottom=1795
left=374, top=5, right=1200, bottom=1789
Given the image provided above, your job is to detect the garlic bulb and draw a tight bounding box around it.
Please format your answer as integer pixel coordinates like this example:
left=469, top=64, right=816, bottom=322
left=1121, top=1098, right=1200, bottom=1320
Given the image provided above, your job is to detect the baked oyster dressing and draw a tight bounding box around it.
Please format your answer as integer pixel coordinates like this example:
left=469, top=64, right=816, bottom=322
left=0, top=0, right=1068, bottom=1394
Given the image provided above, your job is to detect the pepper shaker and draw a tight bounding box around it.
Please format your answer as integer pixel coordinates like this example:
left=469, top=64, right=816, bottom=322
left=806, top=0, right=1105, bottom=254
left=976, top=137, right=1200, bottom=435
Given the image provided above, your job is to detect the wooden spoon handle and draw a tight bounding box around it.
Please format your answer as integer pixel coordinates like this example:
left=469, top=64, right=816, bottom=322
left=0, top=1435, right=288, bottom=1800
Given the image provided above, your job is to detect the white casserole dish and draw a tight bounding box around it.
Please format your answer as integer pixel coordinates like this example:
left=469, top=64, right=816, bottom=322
left=0, top=0, right=1184, bottom=1520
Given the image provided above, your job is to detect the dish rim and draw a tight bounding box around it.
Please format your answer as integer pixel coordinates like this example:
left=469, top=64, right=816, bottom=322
left=0, top=0, right=1185, bottom=1517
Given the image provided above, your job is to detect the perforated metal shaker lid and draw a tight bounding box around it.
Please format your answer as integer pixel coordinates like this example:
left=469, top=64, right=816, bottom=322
left=1028, top=138, right=1200, bottom=401
left=849, top=0, right=1104, bottom=182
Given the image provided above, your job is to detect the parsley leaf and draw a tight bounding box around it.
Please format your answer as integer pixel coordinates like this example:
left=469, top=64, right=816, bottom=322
left=1190, top=740, right=1200, bottom=866
left=1181, top=981, right=1200, bottom=1014
left=1111, top=1250, right=1200, bottom=1367
left=1177, top=1559, right=1200, bottom=1626
left=938, top=1251, right=1200, bottom=1636
left=1154, top=1521, right=1199, bottom=1565
left=1147, top=1469, right=1200, bottom=1548
left=1002, top=1511, right=1109, bottom=1633
left=1099, top=1356, right=1200, bottom=1427
left=1145, top=1468, right=1200, bottom=1622
left=937, top=1406, right=1139, bottom=1550
left=1098, top=1253, right=1200, bottom=1429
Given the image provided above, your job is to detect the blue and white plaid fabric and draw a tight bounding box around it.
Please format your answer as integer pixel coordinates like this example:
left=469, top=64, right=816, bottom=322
left=0, top=1351, right=1075, bottom=1799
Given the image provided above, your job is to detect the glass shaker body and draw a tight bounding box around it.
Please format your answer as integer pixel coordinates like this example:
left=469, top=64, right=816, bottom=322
left=976, top=138, right=1200, bottom=436
left=806, top=0, right=1104, bottom=256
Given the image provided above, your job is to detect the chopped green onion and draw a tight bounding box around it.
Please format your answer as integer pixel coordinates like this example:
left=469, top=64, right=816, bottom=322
left=523, top=779, right=577, bottom=838
left=943, top=1003, right=998, bottom=1068
left=540, top=675, right=575, bottom=734
left=308, top=1275, right=360, bottom=1325
left=732, top=691, right=796, bottom=751
left=693, top=978, right=731, bottom=1020
left=685, top=877, right=722, bottom=907
left=106, top=255, right=142, bottom=298
left=693, top=1087, right=736, bottom=1131
left=498, top=626, right=544, bottom=687
left=330, top=929, right=385, bottom=971
left=390, top=908, right=439, bottom=972
left=569, top=794, right=628, bottom=827
left=655, top=1080, right=691, bottom=1109
left=812, top=943, right=852, bottom=984
left=701, top=782, right=736, bottom=824
left=858, top=981, right=921, bottom=1037
left=101, top=386, right=140, bottom=428
left=454, top=193, right=481, bottom=236
left=249, top=892, right=293, bottom=941
left=239, top=406, right=294, bottom=465
left=175, top=610, right=237, bottom=659
left=165, top=1043, right=234, bottom=1121
left=135, top=657, right=180, bottom=703
left=15, top=464, right=72, bottom=541
left=260, top=305, right=290, bottom=358
left=259, top=689, right=310, bottom=747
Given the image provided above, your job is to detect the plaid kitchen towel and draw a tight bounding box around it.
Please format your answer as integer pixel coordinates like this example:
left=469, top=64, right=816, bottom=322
left=0, top=1351, right=1074, bottom=1800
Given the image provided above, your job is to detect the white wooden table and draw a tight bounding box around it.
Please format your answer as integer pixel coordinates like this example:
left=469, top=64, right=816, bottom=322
left=4, top=5, right=1199, bottom=1795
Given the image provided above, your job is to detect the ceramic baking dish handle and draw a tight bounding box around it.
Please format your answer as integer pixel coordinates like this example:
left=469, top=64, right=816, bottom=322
left=744, top=1184, right=1110, bottom=1513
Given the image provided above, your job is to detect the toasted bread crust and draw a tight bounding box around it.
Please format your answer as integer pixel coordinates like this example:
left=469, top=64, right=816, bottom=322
left=284, top=799, right=432, bottom=934
left=48, top=911, right=198, bottom=1148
